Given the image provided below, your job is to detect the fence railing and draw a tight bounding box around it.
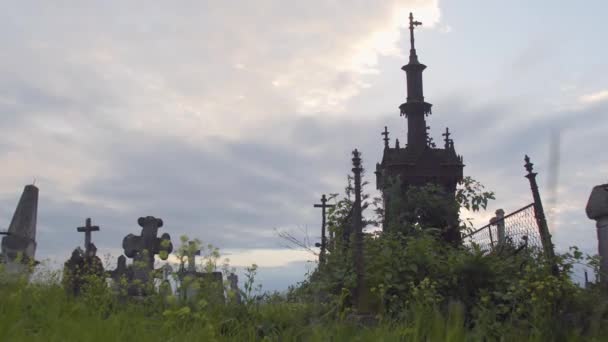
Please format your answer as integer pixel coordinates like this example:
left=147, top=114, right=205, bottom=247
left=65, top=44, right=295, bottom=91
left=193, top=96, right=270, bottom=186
left=462, top=203, right=542, bottom=252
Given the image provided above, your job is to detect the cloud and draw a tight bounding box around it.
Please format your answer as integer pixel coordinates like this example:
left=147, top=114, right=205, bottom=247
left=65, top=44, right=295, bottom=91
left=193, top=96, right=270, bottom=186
left=1, top=1, right=607, bottom=290
left=579, top=90, right=608, bottom=105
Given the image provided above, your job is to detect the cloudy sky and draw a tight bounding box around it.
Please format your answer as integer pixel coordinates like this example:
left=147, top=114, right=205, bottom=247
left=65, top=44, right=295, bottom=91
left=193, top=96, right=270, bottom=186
left=1, top=0, right=607, bottom=291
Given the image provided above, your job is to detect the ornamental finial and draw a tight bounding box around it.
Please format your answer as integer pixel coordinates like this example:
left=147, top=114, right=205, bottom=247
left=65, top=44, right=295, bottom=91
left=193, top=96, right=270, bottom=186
left=524, top=155, right=534, bottom=174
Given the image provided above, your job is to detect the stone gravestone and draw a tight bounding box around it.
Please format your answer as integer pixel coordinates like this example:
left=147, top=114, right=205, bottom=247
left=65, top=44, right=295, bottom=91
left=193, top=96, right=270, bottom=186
left=227, top=272, right=242, bottom=304
left=1, top=184, right=38, bottom=276
left=63, top=247, right=85, bottom=296
left=586, top=183, right=608, bottom=288
left=82, top=243, right=104, bottom=279
left=159, top=263, right=174, bottom=297
left=108, top=255, right=132, bottom=295
left=177, top=242, right=224, bottom=303
left=122, top=216, right=173, bottom=296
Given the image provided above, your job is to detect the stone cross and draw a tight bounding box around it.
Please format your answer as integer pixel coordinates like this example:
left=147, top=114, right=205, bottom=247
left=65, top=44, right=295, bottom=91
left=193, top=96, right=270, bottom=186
left=122, top=216, right=173, bottom=289
left=586, top=183, right=608, bottom=288
left=77, top=218, right=99, bottom=253
left=314, top=194, right=335, bottom=265
left=187, top=241, right=201, bottom=273
left=381, top=126, right=390, bottom=149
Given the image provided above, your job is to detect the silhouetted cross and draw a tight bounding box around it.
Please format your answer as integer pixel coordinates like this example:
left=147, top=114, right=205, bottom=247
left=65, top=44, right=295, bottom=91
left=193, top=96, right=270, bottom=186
left=409, top=12, right=423, bottom=50
left=77, top=218, right=99, bottom=252
left=442, top=127, right=451, bottom=148
left=381, top=126, right=390, bottom=149
left=314, top=194, right=336, bottom=264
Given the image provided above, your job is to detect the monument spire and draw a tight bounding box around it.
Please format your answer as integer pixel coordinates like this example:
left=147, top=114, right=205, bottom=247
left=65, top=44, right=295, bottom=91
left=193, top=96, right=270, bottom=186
left=399, top=12, right=432, bottom=150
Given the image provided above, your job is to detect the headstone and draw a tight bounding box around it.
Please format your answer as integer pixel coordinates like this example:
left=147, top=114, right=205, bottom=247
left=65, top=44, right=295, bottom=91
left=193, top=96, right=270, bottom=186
left=1, top=184, right=38, bottom=275
left=63, top=247, right=85, bottom=296
left=82, top=243, right=104, bottom=278
left=62, top=243, right=104, bottom=296
left=177, top=243, right=224, bottom=303
left=586, top=183, right=608, bottom=287
left=159, top=263, right=174, bottom=297
left=228, top=272, right=242, bottom=304
left=108, top=255, right=132, bottom=295
left=122, top=216, right=173, bottom=296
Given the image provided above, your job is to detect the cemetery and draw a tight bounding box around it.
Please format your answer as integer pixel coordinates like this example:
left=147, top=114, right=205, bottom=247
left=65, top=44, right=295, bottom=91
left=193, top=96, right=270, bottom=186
left=1, top=11, right=607, bottom=342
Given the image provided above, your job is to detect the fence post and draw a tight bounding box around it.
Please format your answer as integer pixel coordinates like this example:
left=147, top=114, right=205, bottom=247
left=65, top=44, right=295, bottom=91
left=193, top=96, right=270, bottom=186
left=495, top=209, right=506, bottom=245
left=524, top=155, right=558, bottom=275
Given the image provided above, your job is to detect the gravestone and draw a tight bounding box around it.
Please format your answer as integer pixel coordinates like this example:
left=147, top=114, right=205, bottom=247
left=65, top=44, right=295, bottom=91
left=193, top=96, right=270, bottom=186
left=122, top=216, right=173, bottom=296
left=1, top=184, right=38, bottom=276
left=62, top=243, right=104, bottom=296
left=107, top=255, right=133, bottom=295
left=228, top=272, right=242, bottom=304
left=159, top=263, right=174, bottom=297
left=177, top=242, right=224, bottom=303
left=586, top=183, right=608, bottom=287
left=63, top=247, right=85, bottom=296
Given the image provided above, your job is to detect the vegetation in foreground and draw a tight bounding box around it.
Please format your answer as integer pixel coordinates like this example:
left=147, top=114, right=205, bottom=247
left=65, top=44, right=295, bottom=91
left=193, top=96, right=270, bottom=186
left=1, top=241, right=607, bottom=342
left=2, top=176, right=608, bottom=341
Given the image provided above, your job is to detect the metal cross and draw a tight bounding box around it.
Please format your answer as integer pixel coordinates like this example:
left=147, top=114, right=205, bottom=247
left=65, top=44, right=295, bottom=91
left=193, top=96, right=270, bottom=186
left=314, top=194, right=335, bottom=264
left=442, top=127, right=451, bottom=148
left=381, top=126, right=390, bottom=149
left=77, top=218, right=100, bottom=253
left=409, top=12, right=423, bottom=50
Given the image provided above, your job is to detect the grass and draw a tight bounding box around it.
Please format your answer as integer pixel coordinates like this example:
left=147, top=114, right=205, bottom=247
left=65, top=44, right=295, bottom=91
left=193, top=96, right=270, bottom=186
left=2, top=277, right=606, bottom=342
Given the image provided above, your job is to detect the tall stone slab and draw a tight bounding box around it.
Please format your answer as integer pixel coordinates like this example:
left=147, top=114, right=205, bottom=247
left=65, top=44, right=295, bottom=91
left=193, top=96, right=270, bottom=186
left=1, top=184, right=38, bottom=274
left=586, top=183, right=608, bottom=288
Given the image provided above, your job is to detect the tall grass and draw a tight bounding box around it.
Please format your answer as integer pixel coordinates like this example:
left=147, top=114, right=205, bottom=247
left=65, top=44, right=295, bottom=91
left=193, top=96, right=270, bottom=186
left=1, top=275, right=606, bottom=341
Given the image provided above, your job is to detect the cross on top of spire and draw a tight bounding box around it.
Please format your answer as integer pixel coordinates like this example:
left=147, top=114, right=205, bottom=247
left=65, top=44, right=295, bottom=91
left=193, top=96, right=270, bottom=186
left=409, top=12, right=423, bottom=51
left=442, top=127, right=451, bottom=148
left=381, top=126, right=390, bottom=149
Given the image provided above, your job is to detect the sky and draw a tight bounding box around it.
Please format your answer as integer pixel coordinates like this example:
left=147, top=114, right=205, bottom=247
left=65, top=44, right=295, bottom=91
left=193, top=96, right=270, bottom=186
left=1, top=0, right=607, bottom=291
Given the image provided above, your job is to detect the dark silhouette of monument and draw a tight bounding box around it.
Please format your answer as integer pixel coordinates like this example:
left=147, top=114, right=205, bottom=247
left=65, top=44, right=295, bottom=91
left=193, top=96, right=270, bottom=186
left=1, top=184, right=38, bottom=274
left=375, top=13, right=464, bottom=240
